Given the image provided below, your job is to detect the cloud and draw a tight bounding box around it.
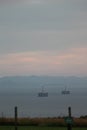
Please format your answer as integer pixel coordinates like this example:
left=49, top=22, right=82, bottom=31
left=0, top=0, right=87, bottom=77
left=0, top=0, right=21, bottom=5
left=0, top=47, right=87, bottom=76
left=0, top=0, right=45, bottom=5
left=24, top=0, right=44, bottom=5
left=0, top=0, right=87, bottom=7
left=1, top=0, right=87, bottom=6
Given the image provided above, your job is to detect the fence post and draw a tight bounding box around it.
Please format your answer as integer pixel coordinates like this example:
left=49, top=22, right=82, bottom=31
left=67, top=106, right=72, bottom=130
left=14, top=106, right=18, bottom=130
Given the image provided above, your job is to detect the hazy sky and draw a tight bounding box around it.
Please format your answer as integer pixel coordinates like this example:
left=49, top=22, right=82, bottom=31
left=0, top=0, right=87, bottom=77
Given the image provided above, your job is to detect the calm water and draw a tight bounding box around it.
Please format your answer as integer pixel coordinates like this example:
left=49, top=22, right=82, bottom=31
left=0, top=86, right=87, bottom=118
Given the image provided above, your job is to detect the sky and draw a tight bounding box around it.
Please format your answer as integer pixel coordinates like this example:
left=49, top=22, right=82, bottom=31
left=0, top=0, right=87, bottom=77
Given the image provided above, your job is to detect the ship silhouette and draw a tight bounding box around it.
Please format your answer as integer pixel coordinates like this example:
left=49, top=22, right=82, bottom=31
left=38, top=86, right=48, bottom=97
left=61, top=86, right=70, bottom=95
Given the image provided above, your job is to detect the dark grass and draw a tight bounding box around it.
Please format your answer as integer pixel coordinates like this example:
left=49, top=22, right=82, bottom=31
left=0, top=126, right=87, bottom=130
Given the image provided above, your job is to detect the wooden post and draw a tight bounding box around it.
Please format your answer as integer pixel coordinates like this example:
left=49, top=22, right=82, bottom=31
left=67, top=106, right=72, bottom=130
left=68, top=107, right=71, bottom=117
left=14, top=106, right=18, bottom=130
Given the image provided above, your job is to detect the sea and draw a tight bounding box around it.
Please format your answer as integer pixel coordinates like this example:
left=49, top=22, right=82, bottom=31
left=0, top=83, right=87, bottom=118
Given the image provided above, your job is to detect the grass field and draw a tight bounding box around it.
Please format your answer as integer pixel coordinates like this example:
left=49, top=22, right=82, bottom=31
left=0, top=126, right=87, bottom=130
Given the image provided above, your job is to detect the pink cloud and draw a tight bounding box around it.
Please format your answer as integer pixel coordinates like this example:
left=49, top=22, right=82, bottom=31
left=0, top=47, right=87, bottom=76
